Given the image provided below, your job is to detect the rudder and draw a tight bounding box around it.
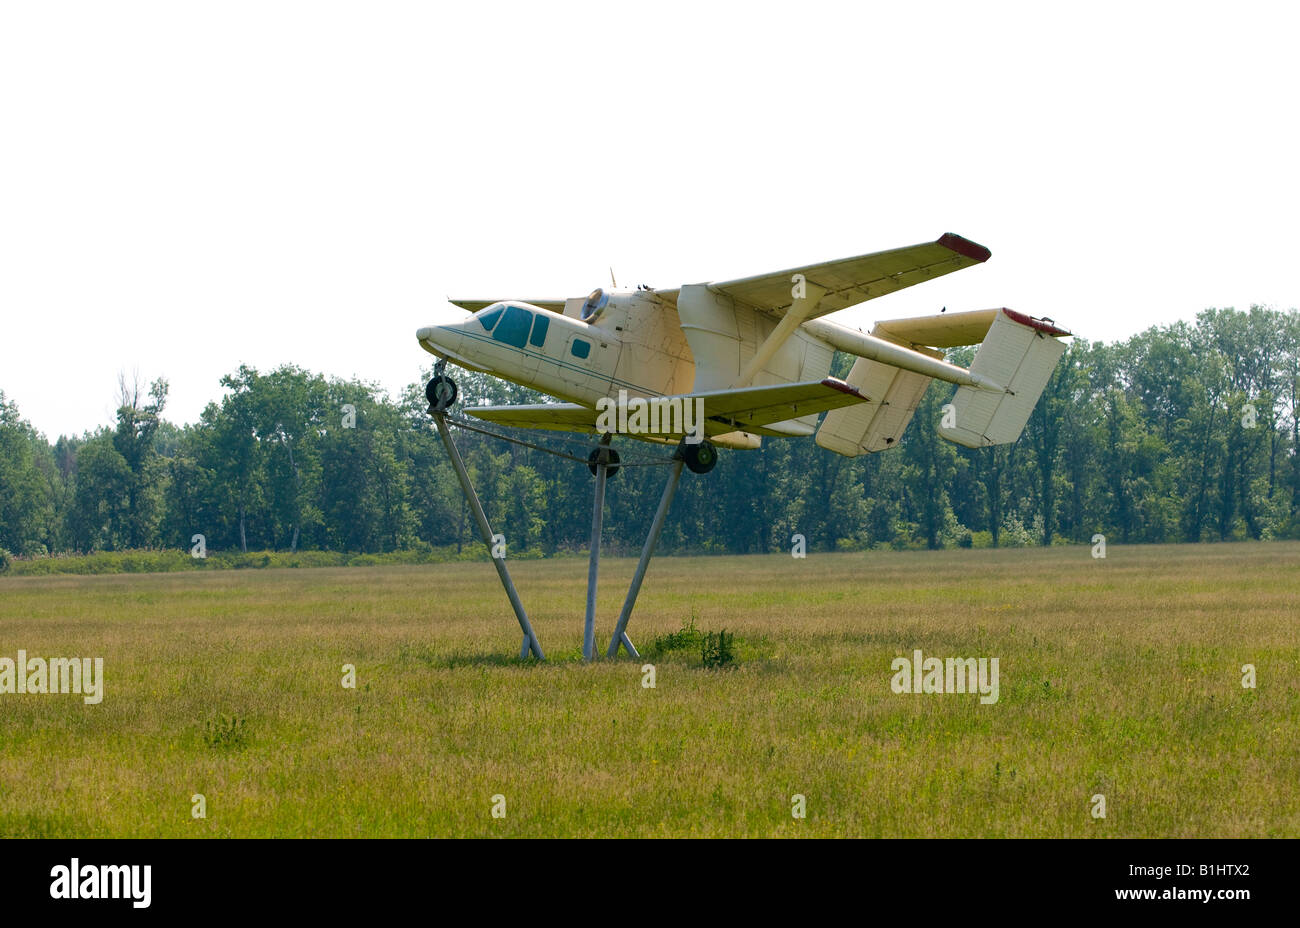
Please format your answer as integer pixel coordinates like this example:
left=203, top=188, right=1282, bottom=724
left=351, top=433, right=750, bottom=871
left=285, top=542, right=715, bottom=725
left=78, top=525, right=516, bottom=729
left=938, top=309, right=1069, bottom=448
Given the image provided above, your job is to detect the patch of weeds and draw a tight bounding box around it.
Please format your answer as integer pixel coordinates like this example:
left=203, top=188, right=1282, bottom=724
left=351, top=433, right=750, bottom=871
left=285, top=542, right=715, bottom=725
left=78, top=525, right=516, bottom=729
left=701, top=629, right=736, bottom=669
left=648, top=613, right=703, bottom=656
left=648, top=612, right=740, bottom=668
left=203, top=714, right=249, bottom=750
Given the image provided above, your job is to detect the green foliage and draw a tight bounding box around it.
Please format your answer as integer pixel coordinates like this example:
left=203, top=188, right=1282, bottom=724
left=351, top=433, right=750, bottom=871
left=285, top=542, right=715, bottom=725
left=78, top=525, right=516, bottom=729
left=202, top=715, right=249, bottom=751
left=646, top=613, right=736, bottom=668
left=3, top=306, right=1300, bottom=564
left=67, top=438, right=134, bottom=551
left=0, top=393, right=55, bottom=556
left=1, top=546, right=478, bottom=576
left=647, top=615, right=702, bottom=655
left=998, top=516, right=1038, bottom=548
left=700, top=629, right=736, bottom=669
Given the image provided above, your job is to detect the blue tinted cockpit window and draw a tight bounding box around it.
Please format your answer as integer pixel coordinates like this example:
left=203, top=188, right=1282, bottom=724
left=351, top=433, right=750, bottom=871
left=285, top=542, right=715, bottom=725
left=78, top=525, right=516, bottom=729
left=529, top=313, right=549, bottom=347
left=493, top=305, right=532, bottom=348
left=477, top=305, right=505, bottom=332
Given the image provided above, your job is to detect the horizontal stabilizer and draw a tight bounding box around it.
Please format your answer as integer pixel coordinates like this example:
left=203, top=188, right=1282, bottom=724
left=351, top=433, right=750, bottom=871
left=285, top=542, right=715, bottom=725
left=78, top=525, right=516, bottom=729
left=872, top=308, right=1000, bottom=348
left=870, top=307, right=1070, bottom=350
left=939, top=310, right=1069, bottom=448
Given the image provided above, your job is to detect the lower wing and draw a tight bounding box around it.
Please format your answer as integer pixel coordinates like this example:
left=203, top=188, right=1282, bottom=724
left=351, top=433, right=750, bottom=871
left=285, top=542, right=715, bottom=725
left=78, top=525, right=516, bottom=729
left=465, top=378, right=869, bottom=443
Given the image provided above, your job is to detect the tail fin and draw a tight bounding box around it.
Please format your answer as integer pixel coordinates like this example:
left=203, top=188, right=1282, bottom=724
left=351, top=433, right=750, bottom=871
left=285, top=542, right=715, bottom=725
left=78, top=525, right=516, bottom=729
left=938, top=309, right=1069, bottom=448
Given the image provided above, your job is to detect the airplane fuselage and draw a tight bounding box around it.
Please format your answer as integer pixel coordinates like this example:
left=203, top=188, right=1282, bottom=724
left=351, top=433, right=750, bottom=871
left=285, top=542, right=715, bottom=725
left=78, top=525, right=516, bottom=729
left=417, top=288, right=850, bottom=444
left=418, top=290, right=693, bottom=409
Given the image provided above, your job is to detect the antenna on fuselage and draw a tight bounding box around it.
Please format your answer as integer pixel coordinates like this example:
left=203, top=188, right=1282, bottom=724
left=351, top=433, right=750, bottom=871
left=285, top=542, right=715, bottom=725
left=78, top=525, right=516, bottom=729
left=609, top=267, right=618, bottom=289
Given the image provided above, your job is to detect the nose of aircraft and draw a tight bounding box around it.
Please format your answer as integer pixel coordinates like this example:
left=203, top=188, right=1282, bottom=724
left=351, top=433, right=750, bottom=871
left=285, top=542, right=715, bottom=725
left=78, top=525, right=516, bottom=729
left=417, top=305, right=471, bottom=356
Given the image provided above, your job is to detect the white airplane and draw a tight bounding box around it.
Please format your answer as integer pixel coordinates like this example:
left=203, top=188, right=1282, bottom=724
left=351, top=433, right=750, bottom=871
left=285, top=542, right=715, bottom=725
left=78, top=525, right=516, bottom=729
left=415, top=233, right=1072, bottom=661
left=416, top=232, right=1071, bottom=472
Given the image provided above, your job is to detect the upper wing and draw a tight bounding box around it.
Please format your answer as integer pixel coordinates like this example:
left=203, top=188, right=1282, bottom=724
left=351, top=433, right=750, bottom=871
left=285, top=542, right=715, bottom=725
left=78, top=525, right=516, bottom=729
left=466, top=378, right=869, bottom=439
left=448, top=298, right=567, bottom=313
left=653, top=233, right=990, bottom=320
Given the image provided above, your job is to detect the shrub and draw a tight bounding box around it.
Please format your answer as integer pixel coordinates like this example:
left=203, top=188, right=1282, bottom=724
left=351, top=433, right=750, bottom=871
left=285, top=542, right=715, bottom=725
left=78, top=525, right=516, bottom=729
left=998, top=516, right=1037, bottom=548
left=202, top=715, right=249, bottom=750
left=649, top=616, right=701, bottom=654
left=701, top=629, right=735, bottom=669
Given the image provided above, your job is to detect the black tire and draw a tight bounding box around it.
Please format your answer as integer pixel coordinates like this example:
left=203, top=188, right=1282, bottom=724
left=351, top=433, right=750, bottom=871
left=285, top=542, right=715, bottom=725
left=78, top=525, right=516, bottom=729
left=587, top=446, right=621, bottom=479
left=426, top=375, right=458, bottom=411
left=681, top=440, right=718, bottom=474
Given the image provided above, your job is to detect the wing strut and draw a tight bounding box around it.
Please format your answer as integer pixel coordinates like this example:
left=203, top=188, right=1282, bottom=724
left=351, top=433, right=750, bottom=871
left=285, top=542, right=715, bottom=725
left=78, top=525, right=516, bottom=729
left=730, top=281, right=827, bottom=389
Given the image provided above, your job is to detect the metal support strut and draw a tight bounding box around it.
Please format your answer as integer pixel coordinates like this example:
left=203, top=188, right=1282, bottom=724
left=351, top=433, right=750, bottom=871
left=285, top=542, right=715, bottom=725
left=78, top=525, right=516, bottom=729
left=607, top=457, right=685, bottom=658
left=583, top=437, right=612, bottom=661
left=431, top=409, right=544, bottom=660
left=427, top=367, right=712, bottom=662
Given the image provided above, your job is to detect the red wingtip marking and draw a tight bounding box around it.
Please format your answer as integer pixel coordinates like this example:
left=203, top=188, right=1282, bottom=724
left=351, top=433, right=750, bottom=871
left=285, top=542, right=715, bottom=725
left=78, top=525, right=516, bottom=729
left=937, top=233, right=992, bottom=263
left=1002, top=308, right=1072, bottom=337
left=821, top=377, right=863, bottom=398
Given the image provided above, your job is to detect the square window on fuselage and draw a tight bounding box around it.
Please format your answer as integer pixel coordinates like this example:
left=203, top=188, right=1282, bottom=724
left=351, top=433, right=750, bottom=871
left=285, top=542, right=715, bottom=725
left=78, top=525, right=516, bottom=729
left=570, top=338, right=591, bottom=359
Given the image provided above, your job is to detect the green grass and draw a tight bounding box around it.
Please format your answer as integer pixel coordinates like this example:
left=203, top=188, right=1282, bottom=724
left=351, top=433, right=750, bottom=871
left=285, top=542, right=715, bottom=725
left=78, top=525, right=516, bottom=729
left=0, top=542, right=1297, bottom=837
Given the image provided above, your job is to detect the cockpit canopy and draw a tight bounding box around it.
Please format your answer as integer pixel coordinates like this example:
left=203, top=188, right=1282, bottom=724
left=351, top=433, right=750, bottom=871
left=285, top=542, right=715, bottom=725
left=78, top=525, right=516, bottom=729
left=473, top=301, right=550, bottom=349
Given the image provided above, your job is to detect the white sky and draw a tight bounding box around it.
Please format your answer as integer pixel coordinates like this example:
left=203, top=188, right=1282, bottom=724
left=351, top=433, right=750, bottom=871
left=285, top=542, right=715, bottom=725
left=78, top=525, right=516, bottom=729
left=2, top=1, right=1297, bottom=438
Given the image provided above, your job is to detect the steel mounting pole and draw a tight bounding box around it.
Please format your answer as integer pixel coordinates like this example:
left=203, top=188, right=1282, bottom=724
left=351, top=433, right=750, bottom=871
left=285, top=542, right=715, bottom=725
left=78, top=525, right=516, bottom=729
left=432, top=411, right=544, bottom=660
left=606, top=457, right=684, bottom=657
left=583, top=442, right=610, bottom=661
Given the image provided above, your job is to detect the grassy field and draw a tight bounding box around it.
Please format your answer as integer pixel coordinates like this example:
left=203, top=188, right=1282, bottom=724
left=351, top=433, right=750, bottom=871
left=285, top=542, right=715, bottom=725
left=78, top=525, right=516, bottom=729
left=1, top=542, right=1297, bottom=837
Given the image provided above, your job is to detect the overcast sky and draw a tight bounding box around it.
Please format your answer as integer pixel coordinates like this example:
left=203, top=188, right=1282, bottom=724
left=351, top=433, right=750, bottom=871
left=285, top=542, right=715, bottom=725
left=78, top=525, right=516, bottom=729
left=2, top=1, right=1297, bottom=438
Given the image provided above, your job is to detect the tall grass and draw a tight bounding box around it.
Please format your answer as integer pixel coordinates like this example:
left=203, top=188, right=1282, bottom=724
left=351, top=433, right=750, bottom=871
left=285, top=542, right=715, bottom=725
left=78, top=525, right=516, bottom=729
left=0, top=542, right=1296, bottom=837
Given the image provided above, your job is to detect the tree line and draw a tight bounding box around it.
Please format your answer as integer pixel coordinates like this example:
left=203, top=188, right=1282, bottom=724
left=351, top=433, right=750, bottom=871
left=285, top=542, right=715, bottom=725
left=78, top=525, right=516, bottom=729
left=2, top=305, right=1298, bottom=562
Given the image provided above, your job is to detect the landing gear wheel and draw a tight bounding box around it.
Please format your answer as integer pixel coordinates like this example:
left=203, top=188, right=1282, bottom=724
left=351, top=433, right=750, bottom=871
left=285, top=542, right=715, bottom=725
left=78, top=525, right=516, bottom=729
left=426, top=375, right=458, bottom=412
left=587, top=446, right=621, bottom=479
left=680, top=440, right=718, bottom=474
